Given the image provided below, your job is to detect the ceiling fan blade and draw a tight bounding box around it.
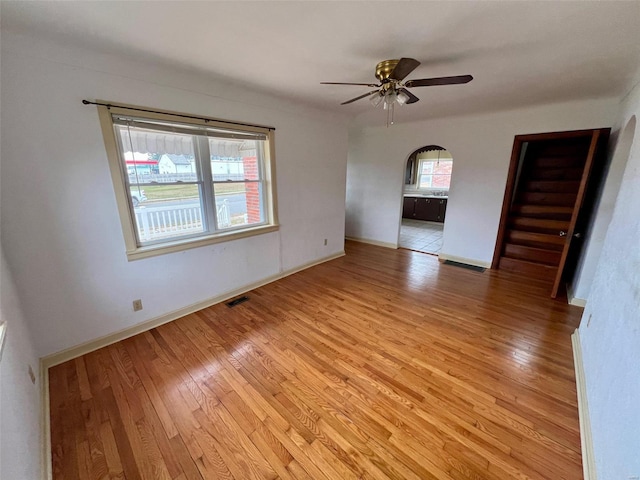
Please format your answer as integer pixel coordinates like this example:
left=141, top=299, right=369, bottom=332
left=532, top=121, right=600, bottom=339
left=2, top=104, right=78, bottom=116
left=398, top=88, right=419, bottom=104
left=389, top=58, right=421, bottom=81
left=340, top=89, right=381, bottom=105
left=321, top=82, right=380, bottom=87
left=405, top=75, right=473, bottom=88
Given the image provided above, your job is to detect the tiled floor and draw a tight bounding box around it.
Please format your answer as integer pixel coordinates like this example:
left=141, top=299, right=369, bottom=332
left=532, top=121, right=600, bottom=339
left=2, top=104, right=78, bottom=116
left=399, top=219, right=444, bottom=254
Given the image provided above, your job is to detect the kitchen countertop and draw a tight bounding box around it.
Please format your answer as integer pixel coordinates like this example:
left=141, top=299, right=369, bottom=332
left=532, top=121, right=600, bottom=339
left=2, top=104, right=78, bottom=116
left=403, top=193, right=448, bottom=199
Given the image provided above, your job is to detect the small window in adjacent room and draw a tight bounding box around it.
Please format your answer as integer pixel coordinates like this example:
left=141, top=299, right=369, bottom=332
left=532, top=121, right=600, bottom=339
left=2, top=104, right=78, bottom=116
left=96, top=103, right=278, bottom=260
left=0, top=322, right=6, bottom=362
left=417, top=152, right=453, bottom=190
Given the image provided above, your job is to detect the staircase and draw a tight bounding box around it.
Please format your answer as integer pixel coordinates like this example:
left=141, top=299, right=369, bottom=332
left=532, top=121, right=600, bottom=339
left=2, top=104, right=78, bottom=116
left=498, top=137, right=591, bottom=281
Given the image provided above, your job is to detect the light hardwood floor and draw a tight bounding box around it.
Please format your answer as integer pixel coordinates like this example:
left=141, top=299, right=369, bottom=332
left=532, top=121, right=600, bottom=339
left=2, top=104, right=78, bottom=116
left=49, top=241, right=583, bottom=479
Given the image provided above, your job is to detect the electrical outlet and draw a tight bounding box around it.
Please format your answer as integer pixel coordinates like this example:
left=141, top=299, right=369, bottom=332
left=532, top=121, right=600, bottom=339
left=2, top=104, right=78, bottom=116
left=324, top=238, right=328, bottom=246
left=28, top=364, right=36, bottom=384
left=133, top=299, right=143, bottom=312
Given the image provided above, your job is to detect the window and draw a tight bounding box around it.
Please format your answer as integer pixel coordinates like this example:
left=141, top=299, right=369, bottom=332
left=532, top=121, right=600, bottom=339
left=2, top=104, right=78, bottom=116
left=418, top=158, right=453, bottom=189
left=0, top=322, right=6, bottom=362
left=98, top=104, right=278, bottom=260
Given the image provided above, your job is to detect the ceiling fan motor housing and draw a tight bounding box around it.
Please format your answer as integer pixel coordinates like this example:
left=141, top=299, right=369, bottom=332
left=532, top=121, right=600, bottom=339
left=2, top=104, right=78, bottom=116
left=375, top=59, right=401, bottom=82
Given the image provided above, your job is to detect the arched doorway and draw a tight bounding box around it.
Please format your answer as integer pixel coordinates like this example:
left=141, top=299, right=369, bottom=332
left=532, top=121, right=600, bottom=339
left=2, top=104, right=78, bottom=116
left=399, top=145, right=453, bottom=255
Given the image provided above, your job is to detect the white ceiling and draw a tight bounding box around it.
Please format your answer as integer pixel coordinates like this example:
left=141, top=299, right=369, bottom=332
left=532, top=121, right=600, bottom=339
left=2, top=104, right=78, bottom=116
left=2, top=1, right=640, bottom=124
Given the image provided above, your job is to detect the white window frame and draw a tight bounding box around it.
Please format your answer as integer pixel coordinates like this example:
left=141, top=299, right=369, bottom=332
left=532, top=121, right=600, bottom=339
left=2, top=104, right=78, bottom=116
left=97, top=102, right=278, bottom=260
left=417, top=158, right=452, bottom=190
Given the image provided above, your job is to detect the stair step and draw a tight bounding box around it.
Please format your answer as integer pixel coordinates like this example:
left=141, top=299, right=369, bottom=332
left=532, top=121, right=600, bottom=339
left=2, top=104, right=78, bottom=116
left=503, top=243, right=562, bottom=266
left=522, top=180, right=581, bottom=194
left=531, top=156, right=586, bottom=169
left=537, top=139, right=590, bottom=156
left=517, top=192, right=577, bottom=206
left=506, top=229, right=566, bottom=251
left=508, top=217, right=570, bottom=235
left=529, top=167, right=584, bottom=181
left=498, top=257, right=557, bottom=281
left=511, top=204, right=574, bottom=219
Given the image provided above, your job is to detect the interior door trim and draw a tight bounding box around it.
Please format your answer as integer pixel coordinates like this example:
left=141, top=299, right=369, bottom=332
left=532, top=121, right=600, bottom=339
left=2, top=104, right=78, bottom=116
left=550, top=130, right=602, bottom=298
left=492, top=138, right=524, bottom=269
left=492, top=128, right=611, bottom=299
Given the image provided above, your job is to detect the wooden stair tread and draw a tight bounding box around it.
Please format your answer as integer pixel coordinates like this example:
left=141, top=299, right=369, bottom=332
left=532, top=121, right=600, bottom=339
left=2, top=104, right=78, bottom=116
left=537, top=141, right=590, bottom=154
left=503, top=243, right=562, bottom=266
left=506, top=229, right=565, bottom=251
left=536, top=138, right=591, bottom=155
left=529, top=167, right=584, bottom=181
left=498, top=256, right=557, bottom=281
left=522, top=180, right=581, bottom=193
left=508, top=217, right=569, bottom=234
left=531, top=156, right=587, bottom=169
left=517, top=192, right=578, bottom=206
left=511, top=205, right=574, bottom=216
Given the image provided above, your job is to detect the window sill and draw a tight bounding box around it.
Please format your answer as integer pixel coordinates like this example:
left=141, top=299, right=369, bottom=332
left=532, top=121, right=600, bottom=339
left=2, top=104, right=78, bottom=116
left=126, top=224, right=279, bottom=261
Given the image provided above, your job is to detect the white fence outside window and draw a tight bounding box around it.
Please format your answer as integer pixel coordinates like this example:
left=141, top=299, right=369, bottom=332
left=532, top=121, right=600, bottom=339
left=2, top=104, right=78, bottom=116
left=128, top=173, right=245, bottom=183
left=134, top=201, right=232, bottom=242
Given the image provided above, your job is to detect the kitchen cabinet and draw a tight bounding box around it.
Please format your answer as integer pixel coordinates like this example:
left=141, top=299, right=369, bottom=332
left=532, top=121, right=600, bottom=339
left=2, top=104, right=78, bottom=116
left=402, top=197, right=417, bottom=218
left=415, top=197, right=440, bottom=221
left=402, top=196, right=447, bottom=222
left=436, top=198, right=447, bottom=222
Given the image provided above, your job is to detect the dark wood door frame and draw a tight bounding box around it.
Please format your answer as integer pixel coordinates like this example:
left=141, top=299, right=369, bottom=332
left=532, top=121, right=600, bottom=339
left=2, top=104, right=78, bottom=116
left=492, top=128, right=610, bottom=298
left=549, top=131, right=600, bottom=297
left=492, top=137, right=525, bottom=270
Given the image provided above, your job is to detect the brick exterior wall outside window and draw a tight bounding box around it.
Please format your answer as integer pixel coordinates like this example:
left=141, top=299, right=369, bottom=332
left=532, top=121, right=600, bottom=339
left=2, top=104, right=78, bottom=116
left=419, top=159, right=452, bottom=189
left=242, top=154, right=262, bottom=223
left=432, top=161, right=453, bottom=188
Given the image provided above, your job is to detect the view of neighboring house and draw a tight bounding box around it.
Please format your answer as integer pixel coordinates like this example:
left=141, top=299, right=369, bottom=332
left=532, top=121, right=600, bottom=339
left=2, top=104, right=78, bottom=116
left=211, top=156, right=244, bottom=180
left=158, top=153, right=195, bottom=174
left=127, top=150, right=247, bottom=179
left=124, top=151, right=158, bottom=175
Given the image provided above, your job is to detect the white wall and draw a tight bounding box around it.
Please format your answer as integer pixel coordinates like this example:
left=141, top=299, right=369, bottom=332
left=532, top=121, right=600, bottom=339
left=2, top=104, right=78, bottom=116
left=578, top=81, right=640, bottom=478
left=0, top=32, right=349, bottom=357
left=346, top=99, right=619, bottom=269
left=570, top=116, right=635, bottom=300
left=0, top=248, right=42, bottom=480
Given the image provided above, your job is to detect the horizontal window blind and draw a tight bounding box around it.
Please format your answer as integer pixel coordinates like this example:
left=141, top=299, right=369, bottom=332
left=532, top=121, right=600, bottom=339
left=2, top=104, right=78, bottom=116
left=112, top=115, right=267, bottom=141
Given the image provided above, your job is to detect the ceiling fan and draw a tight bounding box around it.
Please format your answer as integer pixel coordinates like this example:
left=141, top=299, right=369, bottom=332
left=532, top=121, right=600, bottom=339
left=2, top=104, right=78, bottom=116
left=321, top=58, right=472, bottom=125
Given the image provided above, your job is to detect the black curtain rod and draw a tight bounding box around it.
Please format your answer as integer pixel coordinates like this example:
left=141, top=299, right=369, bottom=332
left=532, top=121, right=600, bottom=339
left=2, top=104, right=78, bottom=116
left=82, top=100, right=275, bottom=131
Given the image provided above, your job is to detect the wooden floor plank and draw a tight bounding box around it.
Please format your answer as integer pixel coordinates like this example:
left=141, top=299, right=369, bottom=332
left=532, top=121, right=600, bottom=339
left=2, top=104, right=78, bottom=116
left=49, top=241, right=583, bottom=479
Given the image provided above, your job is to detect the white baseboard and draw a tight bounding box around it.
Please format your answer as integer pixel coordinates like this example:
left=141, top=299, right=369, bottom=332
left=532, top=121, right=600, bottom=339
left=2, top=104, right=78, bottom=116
left=41, top=250, right=344, bottom=369
left=39, top=250, right=344, bottom=480
left=569, top=297, right=587, bottom=307
left=438, top=253, right=491, bottom=269
left=345, top=236, right=398, bottom=249
left=572, top=330, right=597, bottom=480
left=567, top=284, right=588, bottom=307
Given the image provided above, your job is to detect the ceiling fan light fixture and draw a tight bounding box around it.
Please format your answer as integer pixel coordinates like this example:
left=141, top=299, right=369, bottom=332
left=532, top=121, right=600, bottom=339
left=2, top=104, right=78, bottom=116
left=370, top=92, right=384, bottom=108
left=383, top=90, right=397, bottom=110
left=321, top=57, right=472, bottom=125
left=396, top=90, right=410, bottom=105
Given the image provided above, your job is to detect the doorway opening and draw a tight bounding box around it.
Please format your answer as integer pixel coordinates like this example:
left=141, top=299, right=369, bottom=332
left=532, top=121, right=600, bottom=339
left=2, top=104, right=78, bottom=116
left=492, top=128, right=610, bottom=298
left=399, top=145, right=452, bottom=255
